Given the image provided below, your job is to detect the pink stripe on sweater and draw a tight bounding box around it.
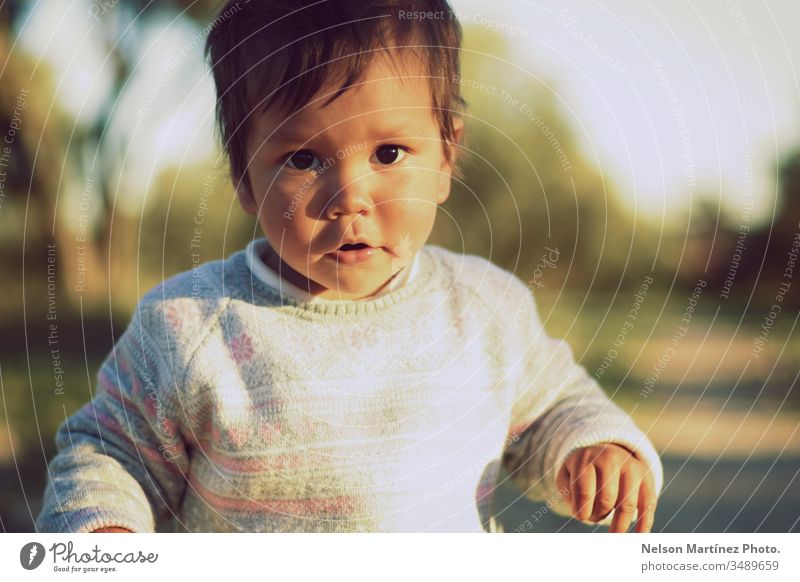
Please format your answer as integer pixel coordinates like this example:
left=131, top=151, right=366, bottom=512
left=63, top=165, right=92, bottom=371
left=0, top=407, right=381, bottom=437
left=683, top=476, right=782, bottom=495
left=194, top=441, right=305, bottom=473
left=98, top=371, right=142, bottom=413
left=92, top=409, right=184, bottom=476
left=188, top=475, right=359, bottom=514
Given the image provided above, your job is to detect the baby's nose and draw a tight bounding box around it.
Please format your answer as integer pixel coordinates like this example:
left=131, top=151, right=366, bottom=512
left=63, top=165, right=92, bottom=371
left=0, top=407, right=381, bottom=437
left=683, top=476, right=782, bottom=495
left=324, top=170, right=376, bottom=219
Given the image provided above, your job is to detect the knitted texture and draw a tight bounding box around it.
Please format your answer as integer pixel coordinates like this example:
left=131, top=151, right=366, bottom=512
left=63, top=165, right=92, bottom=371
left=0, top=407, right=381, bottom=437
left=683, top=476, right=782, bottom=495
left=36, top=243, right=663, bottom=532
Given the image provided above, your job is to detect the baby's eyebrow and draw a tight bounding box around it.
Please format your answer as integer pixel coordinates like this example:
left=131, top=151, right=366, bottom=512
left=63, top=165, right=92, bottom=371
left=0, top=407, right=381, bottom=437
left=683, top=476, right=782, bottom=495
left=261, top=122, right=422, bottom=148
left=371, top=125, right=419, bottom=140
left=267, top=126, right=308, bottom=144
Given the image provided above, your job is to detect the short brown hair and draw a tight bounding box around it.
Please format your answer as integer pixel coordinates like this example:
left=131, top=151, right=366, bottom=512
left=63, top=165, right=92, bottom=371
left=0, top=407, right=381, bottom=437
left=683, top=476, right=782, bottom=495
left=204, top=0, right=466, bottom=196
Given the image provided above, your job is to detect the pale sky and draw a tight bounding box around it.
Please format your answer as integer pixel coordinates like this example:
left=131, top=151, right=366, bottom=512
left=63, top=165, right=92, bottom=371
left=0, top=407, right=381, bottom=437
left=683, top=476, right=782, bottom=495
left=452, top=0, right=800, bottom=227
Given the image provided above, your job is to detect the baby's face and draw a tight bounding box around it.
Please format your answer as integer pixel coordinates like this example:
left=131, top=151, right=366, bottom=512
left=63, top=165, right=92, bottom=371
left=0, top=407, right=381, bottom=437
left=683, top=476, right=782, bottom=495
left=240, top=54, right=460, bottom=300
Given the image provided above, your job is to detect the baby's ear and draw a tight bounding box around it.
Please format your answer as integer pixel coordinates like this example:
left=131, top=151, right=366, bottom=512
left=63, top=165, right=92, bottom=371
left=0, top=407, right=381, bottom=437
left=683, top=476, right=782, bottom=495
left=236, top=179, right=258, bottom=216
left=436, top=117, right=464, bottom=204
left=452, top=116, right=464, bottom=145
left=447, top=116, right=464, bottom=164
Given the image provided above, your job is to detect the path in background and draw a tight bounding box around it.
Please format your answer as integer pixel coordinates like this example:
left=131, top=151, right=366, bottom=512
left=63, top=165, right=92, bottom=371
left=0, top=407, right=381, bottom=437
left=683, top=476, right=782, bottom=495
left=495, top=454, right=800, bottom=533
left=495, top=393, right=800, bottom=533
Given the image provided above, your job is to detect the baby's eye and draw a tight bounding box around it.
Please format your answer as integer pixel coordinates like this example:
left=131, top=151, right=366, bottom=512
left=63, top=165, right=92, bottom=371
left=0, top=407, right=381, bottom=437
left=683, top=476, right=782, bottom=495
left=284, top=150, right=320, bottom=171
left=371, top=145, right=407, bottom=165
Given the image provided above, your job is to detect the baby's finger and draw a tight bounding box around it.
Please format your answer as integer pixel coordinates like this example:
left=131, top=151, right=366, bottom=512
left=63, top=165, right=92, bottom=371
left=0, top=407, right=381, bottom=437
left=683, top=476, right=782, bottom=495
left=556, top=462, right=571, bottom=505
left=634, top=475, right=657, bottom=533
left=591, top=463, right=620, bottom=523
left=609, top=470, right=640, bottom=533
left=571, top=460, right=597, bottom=521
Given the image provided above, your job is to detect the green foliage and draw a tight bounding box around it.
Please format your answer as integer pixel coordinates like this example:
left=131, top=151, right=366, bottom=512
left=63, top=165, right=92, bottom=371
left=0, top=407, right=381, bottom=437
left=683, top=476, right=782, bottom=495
left=431, top=27, right=662, bottom=294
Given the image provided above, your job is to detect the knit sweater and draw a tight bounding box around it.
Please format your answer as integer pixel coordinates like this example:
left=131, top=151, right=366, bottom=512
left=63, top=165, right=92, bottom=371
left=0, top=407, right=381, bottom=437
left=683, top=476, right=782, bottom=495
left=36, top=242, right=663, bottom=533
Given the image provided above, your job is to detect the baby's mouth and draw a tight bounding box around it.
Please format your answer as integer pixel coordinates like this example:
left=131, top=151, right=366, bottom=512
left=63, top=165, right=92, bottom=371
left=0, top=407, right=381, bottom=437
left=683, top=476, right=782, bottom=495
left=326, top=242, right=381, bottom=265
left=338, top=242, right=371, bottom=251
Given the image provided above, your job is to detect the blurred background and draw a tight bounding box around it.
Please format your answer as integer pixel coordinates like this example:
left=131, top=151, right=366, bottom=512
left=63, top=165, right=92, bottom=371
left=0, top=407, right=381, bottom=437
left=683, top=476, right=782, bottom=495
left=0, top=0, right=797, bottom=532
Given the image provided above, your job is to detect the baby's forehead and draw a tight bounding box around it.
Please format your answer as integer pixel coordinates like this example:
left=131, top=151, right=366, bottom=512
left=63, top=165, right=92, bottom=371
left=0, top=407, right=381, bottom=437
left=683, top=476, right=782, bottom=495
left=252, top=49, right=431, bottom=116
left=248, top=57, right=436, bottom=139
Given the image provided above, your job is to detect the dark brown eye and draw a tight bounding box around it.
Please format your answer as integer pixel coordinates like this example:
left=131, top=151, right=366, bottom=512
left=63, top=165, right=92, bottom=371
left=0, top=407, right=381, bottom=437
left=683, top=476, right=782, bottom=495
left=374, top=145, right=405, bottom=165
left=286, top=150, right=317, bottom=171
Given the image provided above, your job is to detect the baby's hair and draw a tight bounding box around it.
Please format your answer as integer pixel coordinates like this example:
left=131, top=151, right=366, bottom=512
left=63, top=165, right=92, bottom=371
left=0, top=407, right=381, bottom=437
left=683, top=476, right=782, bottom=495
left=204, top=0, right=466, bottom=196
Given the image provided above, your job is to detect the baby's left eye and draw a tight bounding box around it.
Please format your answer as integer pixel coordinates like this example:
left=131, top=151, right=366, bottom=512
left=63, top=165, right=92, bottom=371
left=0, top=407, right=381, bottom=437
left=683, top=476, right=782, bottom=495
left=371, top=145, right=407, bottom=165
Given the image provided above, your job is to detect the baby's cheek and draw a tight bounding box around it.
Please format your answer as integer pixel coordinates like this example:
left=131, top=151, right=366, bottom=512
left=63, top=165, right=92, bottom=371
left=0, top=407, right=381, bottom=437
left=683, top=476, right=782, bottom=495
left=267, top=187, right=302, bottom=220
left=259, top=188, right=307, bottom=231
left=411, top=210, right=438, bottom=249
left=383, top=197, right=437, bottom=239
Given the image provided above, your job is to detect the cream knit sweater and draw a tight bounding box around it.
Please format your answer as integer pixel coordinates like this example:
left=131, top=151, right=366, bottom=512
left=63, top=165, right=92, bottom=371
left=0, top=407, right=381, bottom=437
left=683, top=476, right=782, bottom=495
left=37, top=241, right=663, bottom=532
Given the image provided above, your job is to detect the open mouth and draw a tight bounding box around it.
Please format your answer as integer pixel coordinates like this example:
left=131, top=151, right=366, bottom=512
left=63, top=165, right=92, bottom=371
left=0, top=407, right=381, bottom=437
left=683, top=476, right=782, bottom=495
left=339, top=242, right=371, bottom=251
left=327, top=242, right=380, bottom=265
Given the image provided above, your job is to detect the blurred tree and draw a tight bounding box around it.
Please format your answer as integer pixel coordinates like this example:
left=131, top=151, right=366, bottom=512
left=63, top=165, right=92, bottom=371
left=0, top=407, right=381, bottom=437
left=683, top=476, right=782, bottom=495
left=431, top=27, right=663, bottom=300
left=0, top=3, right=76, bottom=316
left=746, top=150, right=800, bottom=305
left=2, top=0, right=244, bottom=316
left=694, top=149, right=800, bottom=308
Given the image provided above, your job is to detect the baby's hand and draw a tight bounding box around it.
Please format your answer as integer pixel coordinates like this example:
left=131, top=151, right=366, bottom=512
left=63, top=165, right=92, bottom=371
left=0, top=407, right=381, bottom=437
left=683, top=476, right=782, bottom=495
left=556, top=443, right=657, bottom=533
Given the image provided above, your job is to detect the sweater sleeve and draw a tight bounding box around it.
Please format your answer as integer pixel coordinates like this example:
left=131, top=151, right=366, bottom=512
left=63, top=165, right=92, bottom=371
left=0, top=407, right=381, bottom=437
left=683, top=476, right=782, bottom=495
left=35, top=302, right=190, bottom=533
left=500, top=287, right=663, bottom=525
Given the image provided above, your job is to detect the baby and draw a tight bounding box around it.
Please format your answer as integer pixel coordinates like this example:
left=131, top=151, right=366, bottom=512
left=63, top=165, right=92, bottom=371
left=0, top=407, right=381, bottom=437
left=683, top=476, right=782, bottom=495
left=37, top=0, right=663, bottom=533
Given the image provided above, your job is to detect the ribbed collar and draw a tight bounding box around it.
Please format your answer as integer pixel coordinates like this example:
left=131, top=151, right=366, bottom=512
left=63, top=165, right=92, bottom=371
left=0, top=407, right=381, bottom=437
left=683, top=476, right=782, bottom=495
left=233, top=238, right=439, bottom=319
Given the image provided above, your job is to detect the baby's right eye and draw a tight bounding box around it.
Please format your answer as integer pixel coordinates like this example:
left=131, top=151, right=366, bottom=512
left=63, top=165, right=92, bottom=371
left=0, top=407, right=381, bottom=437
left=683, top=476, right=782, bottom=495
left=284, top=150, right=320, bottom=172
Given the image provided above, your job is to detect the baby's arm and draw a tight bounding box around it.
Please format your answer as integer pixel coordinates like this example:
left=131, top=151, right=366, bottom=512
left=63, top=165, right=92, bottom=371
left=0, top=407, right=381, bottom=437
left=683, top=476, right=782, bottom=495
left=36, top=303, right=189, bottom=533
left=500, top=288, right=663, bottom=531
